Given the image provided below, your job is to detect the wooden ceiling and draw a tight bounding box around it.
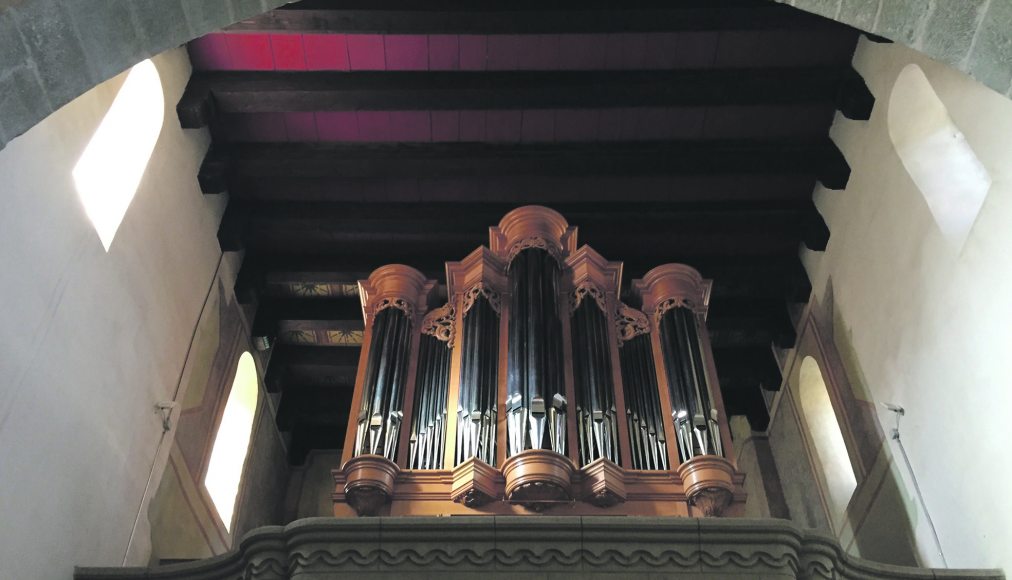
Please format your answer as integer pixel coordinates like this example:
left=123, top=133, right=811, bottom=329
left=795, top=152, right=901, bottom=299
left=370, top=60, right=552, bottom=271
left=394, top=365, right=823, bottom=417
left=182, top=0, right=870, bottom=463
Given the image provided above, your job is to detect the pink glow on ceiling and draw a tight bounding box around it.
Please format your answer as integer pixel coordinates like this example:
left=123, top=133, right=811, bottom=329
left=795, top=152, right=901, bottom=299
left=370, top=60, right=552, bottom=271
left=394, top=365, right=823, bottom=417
left=188, top=30, right=857, bottom=72
left=218, top=105, right=833, bottom=144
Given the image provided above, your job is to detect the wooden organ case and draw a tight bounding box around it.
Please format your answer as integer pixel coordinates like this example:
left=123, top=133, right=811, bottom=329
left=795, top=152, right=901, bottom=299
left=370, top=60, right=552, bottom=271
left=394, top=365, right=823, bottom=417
left=334, top=206, right=745, bottom=517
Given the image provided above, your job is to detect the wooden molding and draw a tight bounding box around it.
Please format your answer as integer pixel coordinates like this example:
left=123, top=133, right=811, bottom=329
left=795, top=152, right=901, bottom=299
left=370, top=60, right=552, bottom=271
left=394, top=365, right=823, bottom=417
left=488, top=205, right=577, bottom=264
left=450, top=457, right=500, bottom=508
left=632, top=263, right=713, bottom=321
left=342, top=455, right=400, bottom=516
left=579, top=458, right=627, bottom=508
left=677, top=455, right=735, bottom=517
left=357, top=264, right=437, bottom=326
left=501, top=450, right=575, bottom=512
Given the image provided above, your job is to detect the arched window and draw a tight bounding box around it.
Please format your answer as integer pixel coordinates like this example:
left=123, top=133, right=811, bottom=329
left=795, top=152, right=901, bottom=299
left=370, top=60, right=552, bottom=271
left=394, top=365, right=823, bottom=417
left=888, top=64, right=991, bottom=247
left=72, top=59, right=164, bottom=251
left=798, top=356, right=856, bottom=526
left=204, top=352, right=259, bottom=531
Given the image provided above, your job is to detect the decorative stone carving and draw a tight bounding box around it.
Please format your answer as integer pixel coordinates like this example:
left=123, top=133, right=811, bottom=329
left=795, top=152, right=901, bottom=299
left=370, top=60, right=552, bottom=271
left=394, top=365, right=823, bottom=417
left=614, top=302, right=650, bottom=344
left=342, top=455, right=399, bottom=516
left=421, top=303, right=455, bottom=346
left=570, top=281, right=607, bottom=314
left=75, top=517, right=1002, bottom=580
left=501, top=450, right=575, bottom=512
left=462, top=282, right=502, bottom=316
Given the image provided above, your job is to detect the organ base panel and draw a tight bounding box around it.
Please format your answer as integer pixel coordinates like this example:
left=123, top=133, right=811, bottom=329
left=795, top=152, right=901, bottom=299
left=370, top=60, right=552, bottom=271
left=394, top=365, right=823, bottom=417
left=333, top=460, right=747, bottom=517
left=334, top=206, right=745, bottom=517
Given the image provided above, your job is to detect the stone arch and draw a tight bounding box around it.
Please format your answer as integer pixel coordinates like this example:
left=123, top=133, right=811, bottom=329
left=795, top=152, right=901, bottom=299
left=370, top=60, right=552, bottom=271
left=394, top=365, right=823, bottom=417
left=1, top=0, right=1010, bottom=151
left=777, top=0, right=1011, bottom=98
left=0, top=0, right=287, bottom=149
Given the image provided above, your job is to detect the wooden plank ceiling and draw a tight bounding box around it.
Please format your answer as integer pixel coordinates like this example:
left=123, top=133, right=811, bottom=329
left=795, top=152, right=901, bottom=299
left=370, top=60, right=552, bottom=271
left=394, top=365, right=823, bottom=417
left=183, top=0, right=870, bottom=463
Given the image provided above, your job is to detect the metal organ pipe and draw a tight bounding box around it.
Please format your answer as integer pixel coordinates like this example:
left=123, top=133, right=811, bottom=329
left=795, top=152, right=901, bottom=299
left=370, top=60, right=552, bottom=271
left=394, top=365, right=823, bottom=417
left=658, top=306, right=722, bottom=463
left=619, top=334, right=667, bottom=470
left=354, top=307, right=412, bottom=460
left=456, top=294, right=500, bottom=466
left=506, top=248, right=567, bottom=457
left=571, top=296, right=619, bottom=465
left=409, top=333, right=451, bottom=469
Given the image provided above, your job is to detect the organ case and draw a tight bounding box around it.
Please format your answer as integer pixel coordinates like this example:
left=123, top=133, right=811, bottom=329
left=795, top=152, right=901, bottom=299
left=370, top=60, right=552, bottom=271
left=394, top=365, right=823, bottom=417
left=334, top=206, right=744, bottom=517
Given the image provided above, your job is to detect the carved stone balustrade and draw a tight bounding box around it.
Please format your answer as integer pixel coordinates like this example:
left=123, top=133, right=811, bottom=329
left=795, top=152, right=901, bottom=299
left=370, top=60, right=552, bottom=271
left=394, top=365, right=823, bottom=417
left=74, top=517, right=1004, bottom=580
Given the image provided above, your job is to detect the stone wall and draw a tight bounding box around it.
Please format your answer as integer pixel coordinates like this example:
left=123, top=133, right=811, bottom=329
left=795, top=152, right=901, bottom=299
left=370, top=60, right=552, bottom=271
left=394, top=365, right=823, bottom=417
left=779, top=0, right=1011, bottom=98
left=0, top=46, right=284, bottom=578
left=0, top=0, right=288, bottom=149
left=799, top=36, right=1012, bottom=571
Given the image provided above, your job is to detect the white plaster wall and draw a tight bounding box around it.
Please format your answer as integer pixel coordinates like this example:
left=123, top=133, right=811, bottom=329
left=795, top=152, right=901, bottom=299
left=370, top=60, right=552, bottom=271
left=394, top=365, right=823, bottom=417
left=0, top=48, right=224, bottom=579
left=804, top=38, right=1012, bottom=572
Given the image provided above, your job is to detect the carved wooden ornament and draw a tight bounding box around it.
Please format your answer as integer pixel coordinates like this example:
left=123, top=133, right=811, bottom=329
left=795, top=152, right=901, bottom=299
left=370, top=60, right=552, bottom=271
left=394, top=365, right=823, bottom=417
left=421, top=303, right=455, bottom=347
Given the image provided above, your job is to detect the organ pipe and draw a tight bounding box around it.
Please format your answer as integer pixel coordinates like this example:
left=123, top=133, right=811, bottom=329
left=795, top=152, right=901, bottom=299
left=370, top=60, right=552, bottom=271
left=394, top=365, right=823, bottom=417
left=456, top=293, right=500, bottom=466
left=571, top=292, right=619, bottom=465
left=619, top=333, right=668, bottom=470
left=506, top=248, right=567, bottom=457
left=409, top=331, right=451, bottom=469
left=353, top=307, right=412, bottom=460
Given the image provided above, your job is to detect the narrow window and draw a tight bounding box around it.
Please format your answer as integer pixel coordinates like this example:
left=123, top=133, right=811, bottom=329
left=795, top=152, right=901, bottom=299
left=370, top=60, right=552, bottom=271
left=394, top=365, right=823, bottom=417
left=888, top=64, right=991, bottom=247
left=72, top=59, right=164, bottom=251
left=798, top=356, right=857, bottom=526
left=205, top=352, right=259, bottom=531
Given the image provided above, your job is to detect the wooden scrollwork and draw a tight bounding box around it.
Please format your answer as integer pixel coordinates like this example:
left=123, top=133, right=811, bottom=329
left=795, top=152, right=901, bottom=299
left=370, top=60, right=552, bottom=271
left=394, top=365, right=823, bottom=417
left=462, top=282, right=502, bottom=316
left=654, top=296, right=693, bottom=326
left=506, top=236, right=564, bottom=265
left=614, top=303, right=650, bottom=345
left=570, top=281, right=608, bottom=315
left=421, top=303, right=456, bottom=347
left=374, top=297, right=413, bottom=321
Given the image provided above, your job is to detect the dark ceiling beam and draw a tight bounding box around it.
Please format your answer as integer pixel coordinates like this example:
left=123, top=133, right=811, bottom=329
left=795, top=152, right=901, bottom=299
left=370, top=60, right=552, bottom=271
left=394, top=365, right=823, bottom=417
left=226, top=2, right=841, bottom=34
left=252, top=298, right=364, bottom=337
left=178, top=67, right=864, bottom=128
left=218, top=174, right=820, bottom=205
left=264, top=344, right=361, bottom=392
left=235, top=251, right=811, bottom=303
left=217, top=199, right=818, bottom=254
left=202, top=139, right=849, bottom=192
left=276, top=386, right=353, bottom=432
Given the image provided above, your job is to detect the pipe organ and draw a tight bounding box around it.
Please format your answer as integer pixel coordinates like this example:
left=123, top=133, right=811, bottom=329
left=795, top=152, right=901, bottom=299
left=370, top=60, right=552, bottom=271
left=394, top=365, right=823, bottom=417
left=336, top=206, right=744, bottom=517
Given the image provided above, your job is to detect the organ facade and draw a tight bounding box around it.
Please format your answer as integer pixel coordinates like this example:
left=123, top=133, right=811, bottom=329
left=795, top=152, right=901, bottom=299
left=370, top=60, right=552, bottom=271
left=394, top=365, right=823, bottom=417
left=335, top=206, right=743, bottom=517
